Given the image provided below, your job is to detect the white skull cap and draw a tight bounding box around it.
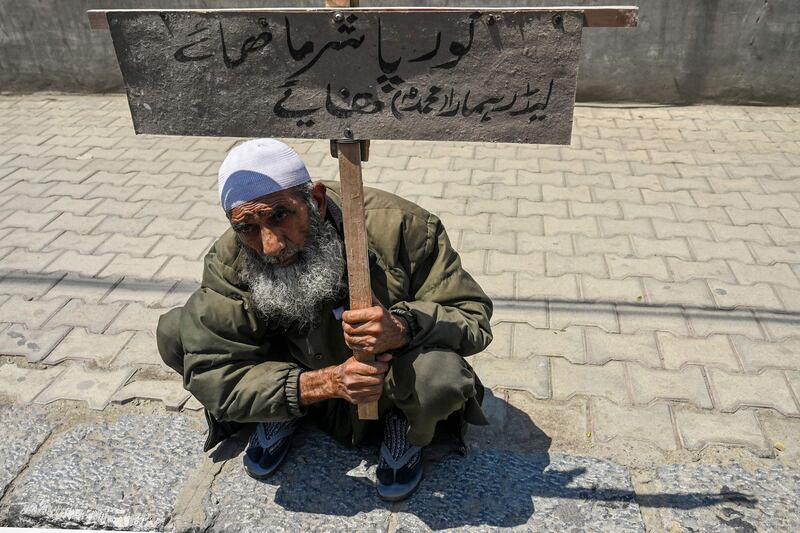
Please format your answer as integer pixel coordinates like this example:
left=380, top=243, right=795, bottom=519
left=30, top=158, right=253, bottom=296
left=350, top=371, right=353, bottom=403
left=217, top=138, right=311, bottom=212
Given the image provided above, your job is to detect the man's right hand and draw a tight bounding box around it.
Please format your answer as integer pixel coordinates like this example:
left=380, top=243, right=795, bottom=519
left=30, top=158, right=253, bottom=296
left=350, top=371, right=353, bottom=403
left=333, top=353, right=392, bottom=404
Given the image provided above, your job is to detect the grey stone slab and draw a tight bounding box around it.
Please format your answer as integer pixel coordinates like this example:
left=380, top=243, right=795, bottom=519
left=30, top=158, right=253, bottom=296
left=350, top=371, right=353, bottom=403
left=3, top=414, right=205, bottom=531
left=205, top=430, right=392, bottom=532
left=0, top=404, right=52, bottom=498
left=394, top=452, right=644, bottom=532
left=653, top=463, right=800, bottom=532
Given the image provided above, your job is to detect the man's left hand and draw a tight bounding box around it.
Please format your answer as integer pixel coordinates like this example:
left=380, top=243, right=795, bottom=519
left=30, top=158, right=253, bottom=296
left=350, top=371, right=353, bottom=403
left=342, top=296, right=410, bottom=357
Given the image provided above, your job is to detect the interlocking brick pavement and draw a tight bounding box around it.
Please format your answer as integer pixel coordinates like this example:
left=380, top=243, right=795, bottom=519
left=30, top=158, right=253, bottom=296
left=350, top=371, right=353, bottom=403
left=0, top=95, right=799, bottom=454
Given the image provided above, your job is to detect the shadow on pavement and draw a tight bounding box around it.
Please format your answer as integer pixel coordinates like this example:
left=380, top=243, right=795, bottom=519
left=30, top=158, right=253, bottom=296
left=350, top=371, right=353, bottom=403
left=232, top=390, right=757, bottom=530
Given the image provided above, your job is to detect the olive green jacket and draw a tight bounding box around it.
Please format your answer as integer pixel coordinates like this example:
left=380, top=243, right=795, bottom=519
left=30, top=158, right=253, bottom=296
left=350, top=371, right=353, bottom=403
left=172, top=182, right=493, bottom=442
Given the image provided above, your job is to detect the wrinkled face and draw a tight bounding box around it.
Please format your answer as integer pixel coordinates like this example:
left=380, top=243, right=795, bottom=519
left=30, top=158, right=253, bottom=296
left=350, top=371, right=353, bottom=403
left=231, top=182, right=346, bottom=332
left=229, top=182, right=328, bottom=265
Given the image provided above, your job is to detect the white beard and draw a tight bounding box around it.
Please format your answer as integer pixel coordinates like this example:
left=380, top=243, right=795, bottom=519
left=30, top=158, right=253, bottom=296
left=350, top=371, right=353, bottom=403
left=238, top=207, right=347, bottom=333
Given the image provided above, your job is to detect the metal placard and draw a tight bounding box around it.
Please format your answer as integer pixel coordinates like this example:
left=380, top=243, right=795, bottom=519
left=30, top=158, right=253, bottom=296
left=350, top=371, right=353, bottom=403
left=108, top=9, right=583, bottom=144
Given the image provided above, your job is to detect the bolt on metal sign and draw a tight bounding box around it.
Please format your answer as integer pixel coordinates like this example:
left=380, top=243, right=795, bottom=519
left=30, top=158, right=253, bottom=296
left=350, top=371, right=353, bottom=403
left=105, top=9, right=585, bottom=145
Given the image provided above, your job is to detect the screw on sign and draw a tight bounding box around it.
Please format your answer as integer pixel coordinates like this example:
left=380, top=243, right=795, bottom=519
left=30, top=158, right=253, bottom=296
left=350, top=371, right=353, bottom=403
left=88, top=2, right=637, bottom=420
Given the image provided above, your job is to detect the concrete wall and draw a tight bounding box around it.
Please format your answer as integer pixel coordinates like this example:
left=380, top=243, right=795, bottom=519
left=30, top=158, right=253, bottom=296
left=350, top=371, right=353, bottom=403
left=1, top=0, right=798, bottom=104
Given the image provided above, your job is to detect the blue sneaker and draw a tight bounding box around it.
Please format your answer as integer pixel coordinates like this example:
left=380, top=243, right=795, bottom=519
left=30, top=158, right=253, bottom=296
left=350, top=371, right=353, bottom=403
left=376, top=410, right=423, bottom=501
left=243, top=419, right=299, bottom=479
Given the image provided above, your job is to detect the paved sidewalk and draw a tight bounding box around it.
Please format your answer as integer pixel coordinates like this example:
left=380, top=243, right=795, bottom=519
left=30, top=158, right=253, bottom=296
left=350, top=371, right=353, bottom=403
left=0, top=93, right=799, bottom=465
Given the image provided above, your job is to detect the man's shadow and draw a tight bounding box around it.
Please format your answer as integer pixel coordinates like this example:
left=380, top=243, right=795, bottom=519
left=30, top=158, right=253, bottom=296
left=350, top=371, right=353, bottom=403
left=217, top=390, right=756, bottom=530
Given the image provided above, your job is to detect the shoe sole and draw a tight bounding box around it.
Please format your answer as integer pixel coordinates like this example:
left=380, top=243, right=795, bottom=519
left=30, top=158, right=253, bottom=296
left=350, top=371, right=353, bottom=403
left=242, top=443, right=291, bottom=480
left=376, top=467, right=424, bottom=502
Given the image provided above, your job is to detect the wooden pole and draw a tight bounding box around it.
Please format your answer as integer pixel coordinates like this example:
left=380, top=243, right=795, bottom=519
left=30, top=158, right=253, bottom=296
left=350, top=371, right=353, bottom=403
left=326, top=0, right=376, bottom=421
left=335, top=140, right=378, bottom=420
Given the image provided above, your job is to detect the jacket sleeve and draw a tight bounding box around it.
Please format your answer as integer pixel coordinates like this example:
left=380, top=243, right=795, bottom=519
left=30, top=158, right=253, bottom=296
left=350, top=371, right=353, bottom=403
left=176, top=287, right=306, bottom=422
left=389, top=213, right=493, bottom=356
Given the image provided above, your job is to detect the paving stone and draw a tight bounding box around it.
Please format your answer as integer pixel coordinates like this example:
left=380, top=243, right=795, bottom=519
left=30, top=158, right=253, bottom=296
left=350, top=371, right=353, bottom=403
left=585, top=328, right=661, bottom=367
left=707, top=368, right=799, bottom=415
left=548, top=301, right=618, bottom=332
left=153, top=256, right=204, bottom=283
left=111, top=378, right=189, bottom=410
left=461, top=231, right=515, bottom=253
left=0, top=404, right=52, bottom=498
left=569, top=200, right=620, bottom=218
left=182, top=395, right=204, bottom=411
left=95, top=234, right=160, bottom=256
left=1, top=228, right=61, bottom=251
left=631, top=236, right=692, bottom=260
left=689, top=238, right=754, bottom=262
left=599, top=218, right=653, bottom=238
left=675, top=204, right=731, bottom=224
left=517, top=273, right=579, bottom=300
left=685, top=308, right=763, bottom=338
left=749, top=242, right=800, bottom=264
left=45, top=328, right=133, bottom=365
left=543, top=215, right=598, bottom=237
left=92, top=214, right=153, bottom=236
left=707, top=280, right=784, bottom=310
left=0, top=363, right=64, bottom=403
left=759, top=410, right=800, bottom=461
left=754, top=310, right=800, bottom=340
left=606, top=254, right=669, bottom=280
left=775, top=285, right=800, bottom=313
left=46, top=299, right=125, bottom=334
left=729, top=261, right=800, bottom=288
left=42, top=272, right=119, bottom=303
left=207, top=429, right=392, bottom=532
left=617, top=304, right=689, bottom=335
left=666, top=258, right=735, bottom=284
left=0, top=295, right=67, bottom=328
left=653, top=462, right=800, bottom=531
left=500, top=392, right=588, bottom=451
left=709, top=222, right=772, bottom=244
left=140, top=217, right=201, bottom=238
left=551, top=359, right=629, bottom=404
left=481, top=322, right=512, bottom=358
left=394, top=450, right=643, bottom=532
left=471, top=273, right=515, bottom=300
left=490, top=302, right=547, bottom=328
left=42, top=212, right=106, bottom=234
left=575, top=234, right=633, bottom=256
left=643, top=278, right=715, bottom=307
left=44, top=250, right=115, bottom=279
left=0, top=323, right=70, bottom=362
left=111, top=331, right=165, bottom=368
left=0, top=210, right=58, bottom=230
left=642, top=189, right=695, bottom=207
left=653, top=220, right=712, bottom=240
left=546, top=253, right=606, bottom=277
left=3, top=414, right=204, bottom=530
left=591, top=399, right=677, bottom=450
left=44, top=231, right=108, bottom=254
left=0, top=249, right=60, bottom=273
left=517, top=234, right=572, bottom=255
left=657, top=333, right=740, bottom=372
left=470, top=354, right=550, bottom=398
left=581, top=276, right=644, bottom=303
left=627, top=363, right=713, bottom=409
left=98, top=254, right=168, bottom=280
left=34, top=365, right=134, bottom=410
left=517, top=199, right=568, bottom=218
left=673, top=406, right=769, bottom=455
left=513, top=325, right=584, bottom=362
left=727, top=207, right=787, bottom=226
left=0, top=271, right=64, bottom=299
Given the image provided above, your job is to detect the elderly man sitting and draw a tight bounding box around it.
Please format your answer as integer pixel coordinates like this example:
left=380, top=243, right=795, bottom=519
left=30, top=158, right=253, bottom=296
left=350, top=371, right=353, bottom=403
left=157, top=138, right=492, bottom=501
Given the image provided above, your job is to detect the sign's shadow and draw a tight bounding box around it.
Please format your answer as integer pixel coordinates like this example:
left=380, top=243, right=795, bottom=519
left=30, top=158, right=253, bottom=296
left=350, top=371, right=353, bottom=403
left=232, top=391, right=756, bottom=530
